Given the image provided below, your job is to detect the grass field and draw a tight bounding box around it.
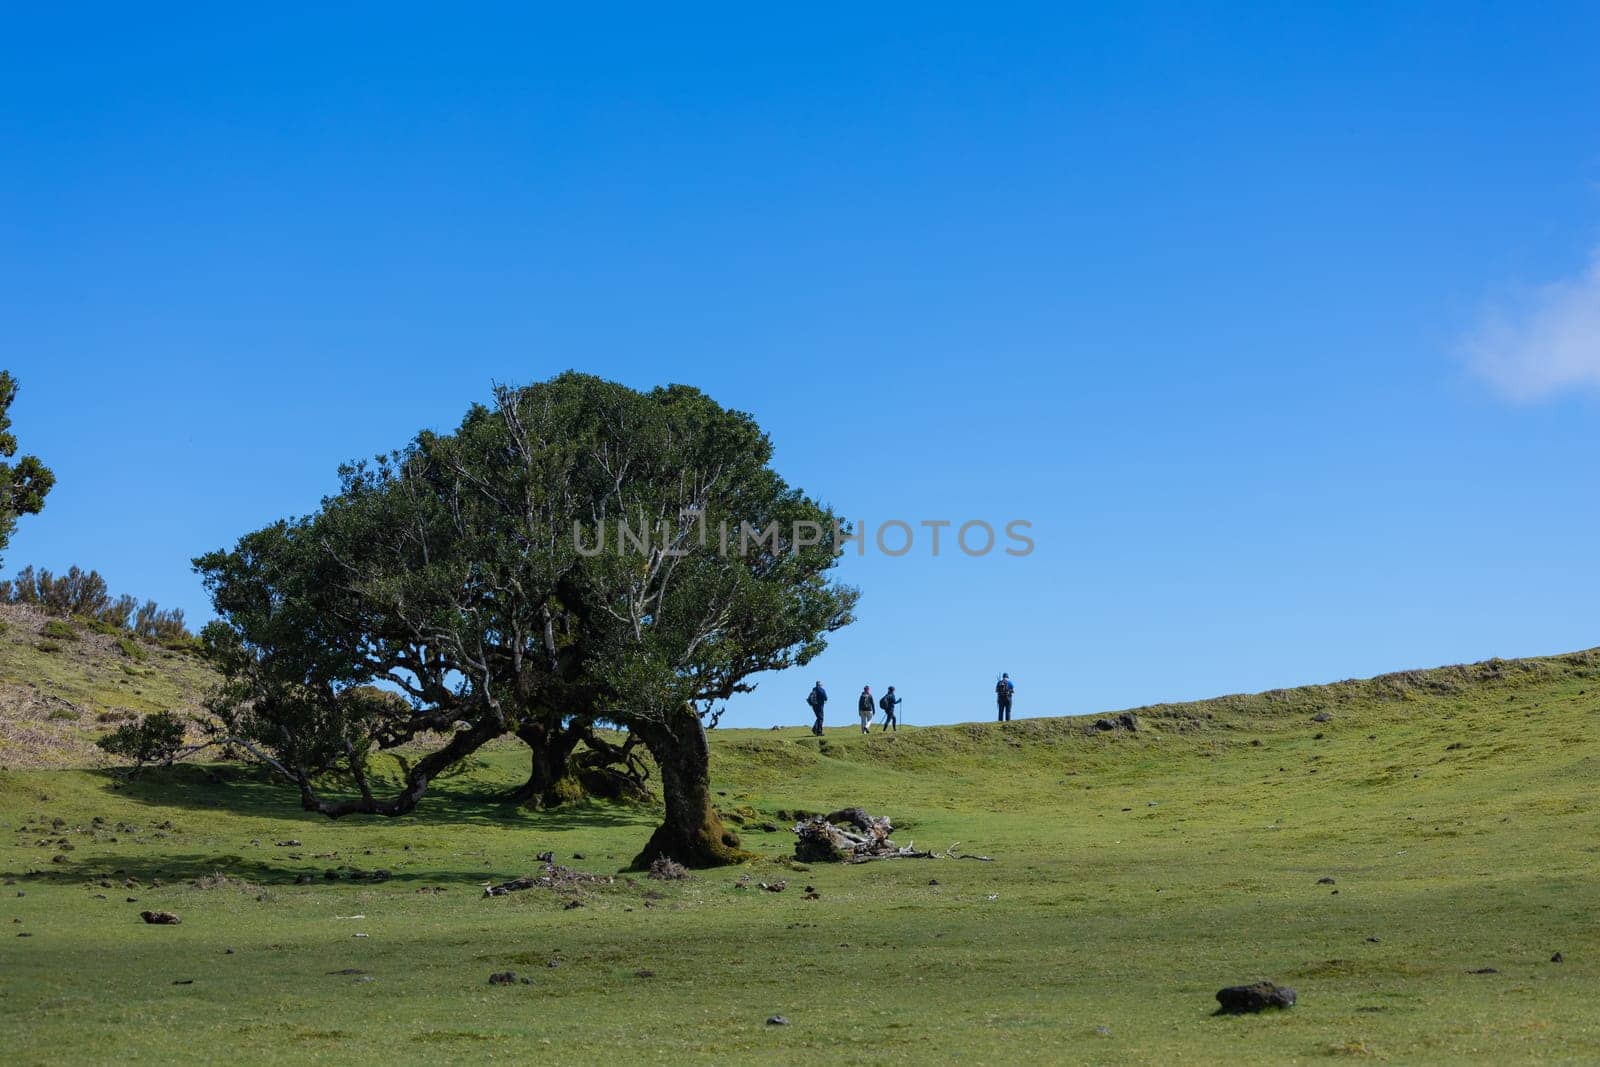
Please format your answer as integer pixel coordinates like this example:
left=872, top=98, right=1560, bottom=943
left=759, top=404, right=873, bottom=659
left=2, top=649, right=1598, bottom=1064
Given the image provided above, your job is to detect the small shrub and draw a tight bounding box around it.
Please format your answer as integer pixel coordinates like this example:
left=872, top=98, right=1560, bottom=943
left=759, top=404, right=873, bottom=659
left=84, top=617, right=121, bottom=636
left=36, top=640, right=62, bottom=654
left=41, top=619, right=78, bottom=641
left=47, top=707, right=80, bottom=721
left=96, top=710, right=187, bottom=770
left=116, top=635, right=146, bottom=661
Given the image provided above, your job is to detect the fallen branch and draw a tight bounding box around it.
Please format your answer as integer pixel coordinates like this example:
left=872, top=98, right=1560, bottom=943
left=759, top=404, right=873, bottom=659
left=792, top=808, right=995, bottom=863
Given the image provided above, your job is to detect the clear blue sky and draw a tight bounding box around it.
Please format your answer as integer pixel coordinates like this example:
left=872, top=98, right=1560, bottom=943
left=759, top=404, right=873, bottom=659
left=5, top=4, right=1599, bottom=727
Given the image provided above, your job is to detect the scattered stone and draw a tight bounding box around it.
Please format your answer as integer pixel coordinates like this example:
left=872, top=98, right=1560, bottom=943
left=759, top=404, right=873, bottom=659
left=1551, top=952, right=1564, bottom=963
left=172, top=979, right=193, bottom=985
left=141, top=911, right=181, bottom=925
left=1317, top=877, right=1336, bottom=885
left=275, top=840, right=301, bottom=847
left=1467, top=967, right=1498, bottom=975
left=634, top=969, right=655, bottom=978
left=766, top=1015, right=790, bottom=1026
left=327, top=968, right=367, bottom=976
left=295, top=874, right=314, bottom=885
left=1366, top=937, right=1381, bottom=943
left=536, top=851, right=555, bottom=863
left=572, top=853, right=585, bottom=860
left=1311, top=712, right=1333, bottom=723
left=487, top=971, right=521, bottom=985
left=562, top=898, right=584, bottom=910
left=928, top=879, right=940, bottom=886
left=224, top=948, right=234, bottom=954
left=1214, top=981, right=1296, bottom=1014
left=760, top=880, right=787, bottom=893
left=1094, top=1025, right=1112, bottom=1037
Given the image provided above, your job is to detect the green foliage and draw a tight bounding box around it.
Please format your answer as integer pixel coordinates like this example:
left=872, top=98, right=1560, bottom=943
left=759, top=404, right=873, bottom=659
left=35, top=640, right=62, bottom=654
left=0, top=371, right=54, bottom=568
left=41, top=619, right=78, bottom=641
left=95, top=710, right=188, bottom=769
left=116, top=635, right=147, bottom=661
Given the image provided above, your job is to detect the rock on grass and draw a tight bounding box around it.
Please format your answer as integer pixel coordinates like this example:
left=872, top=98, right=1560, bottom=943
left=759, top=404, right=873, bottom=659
left=1214, top=982, right=1295, bottom=1014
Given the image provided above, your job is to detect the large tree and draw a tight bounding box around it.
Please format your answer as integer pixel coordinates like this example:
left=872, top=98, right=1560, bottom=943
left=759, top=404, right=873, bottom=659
left=196, top=372, right=856, bottom=866
left=0, top=371, right=55, bottom=567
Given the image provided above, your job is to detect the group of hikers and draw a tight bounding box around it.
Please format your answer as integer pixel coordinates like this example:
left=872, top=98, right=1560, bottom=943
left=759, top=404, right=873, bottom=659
left=805, top=672, right=1016, bottom=734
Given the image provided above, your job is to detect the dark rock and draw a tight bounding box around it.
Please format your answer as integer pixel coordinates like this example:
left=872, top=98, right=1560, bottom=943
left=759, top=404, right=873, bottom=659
left=1311, top=712, right=1333, bottom=723
left=1551, top=952, right=1564, bottom=963
left=487, top=971, right=519, bottom=985
left=295, top=874, right=314, bottom=885
left=1316, top=877, right=1336, bottom=885
left=140, top=911, right=181, bottom=925
left=1467, top=967, right=1498, bottom=974
left=766, top=1015, right=790, bottom=1026
left=1214, top=981, right=1296, bottom=1014
left=634, top=969, right=655, bottom=978
left=572, top=853, right=585, bottom=860
left=172, top=979, right=193, bottom=985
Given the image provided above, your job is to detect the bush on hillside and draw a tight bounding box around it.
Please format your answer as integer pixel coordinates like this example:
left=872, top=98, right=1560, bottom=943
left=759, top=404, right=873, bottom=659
left=41, top=619, right=78, bottom=641
left=0, top=565, right=192, bottom=641
left=96, top=710, right=188, bottom=770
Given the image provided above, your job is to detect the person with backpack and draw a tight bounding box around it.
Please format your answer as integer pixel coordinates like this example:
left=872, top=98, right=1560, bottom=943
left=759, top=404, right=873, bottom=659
left=995, top=673, right=1015, bottom=722
left=878, top=686, right=902, bottom=731
left=807, top=681, right=828, bottom=735
left=857, top=685, right=875, bottom=734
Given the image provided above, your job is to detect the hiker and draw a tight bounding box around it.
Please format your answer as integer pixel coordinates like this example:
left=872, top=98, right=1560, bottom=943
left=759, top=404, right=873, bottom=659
left=996, top=673, right=1014, bottom=722
left=857, top=685, right=875, bottom=734
left=807, top=681, right=828, bottom=735
left=879, top=686, right=902, bottom=731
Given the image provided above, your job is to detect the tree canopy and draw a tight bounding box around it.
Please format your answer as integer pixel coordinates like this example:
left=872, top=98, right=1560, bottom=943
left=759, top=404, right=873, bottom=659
left=196, top=372, right=857, bottom=866
left=0, top=371, right=55, bottom=568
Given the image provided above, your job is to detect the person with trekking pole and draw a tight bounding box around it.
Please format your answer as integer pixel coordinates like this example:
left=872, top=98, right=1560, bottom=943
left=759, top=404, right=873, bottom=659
left=807, top=680, right=828, bottom=736
left=995, top=673, right=1014, bottom=722
left=879, top=686, right=902, bottom=731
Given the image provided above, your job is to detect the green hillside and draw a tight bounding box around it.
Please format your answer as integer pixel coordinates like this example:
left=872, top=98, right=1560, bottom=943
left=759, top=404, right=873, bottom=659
left=0, top=604, right=215, bottom=769
left=2, top=647, right=1598, bottom=1063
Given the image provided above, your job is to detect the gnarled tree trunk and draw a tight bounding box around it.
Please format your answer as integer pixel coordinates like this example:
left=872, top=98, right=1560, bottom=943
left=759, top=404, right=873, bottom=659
left=505, top=720, right=586, bottom=808
left=629, top=708, right=748, bottom=869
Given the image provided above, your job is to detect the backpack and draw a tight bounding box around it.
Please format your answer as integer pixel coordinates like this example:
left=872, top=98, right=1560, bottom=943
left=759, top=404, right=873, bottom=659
left=807, top=688, right=823, bottom=709
left=996, top=679, right=1011, bottom=698
left=858, top=693, right=874, bottom=713
left=878, top=694, right=893, bottom=713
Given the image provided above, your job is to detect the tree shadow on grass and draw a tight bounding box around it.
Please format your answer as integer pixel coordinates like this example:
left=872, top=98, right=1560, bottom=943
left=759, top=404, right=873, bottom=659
left=5, top=837, right=664, bottom=887
left=86, top=764, right=661, bottom=833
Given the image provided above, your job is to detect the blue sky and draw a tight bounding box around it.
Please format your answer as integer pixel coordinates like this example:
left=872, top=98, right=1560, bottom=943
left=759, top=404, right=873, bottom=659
left=5, top=3, right=1600, bottom=726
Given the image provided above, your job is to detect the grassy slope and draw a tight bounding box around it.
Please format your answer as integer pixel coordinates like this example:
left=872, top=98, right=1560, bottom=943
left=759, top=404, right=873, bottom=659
left=0, top=604, right=216, bottom=768
left=1, top=650, right=1598, bottom=1064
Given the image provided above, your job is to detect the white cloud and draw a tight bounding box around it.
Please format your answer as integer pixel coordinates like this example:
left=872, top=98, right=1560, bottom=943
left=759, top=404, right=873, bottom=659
left=1466, top=250, right=1600, bottom=401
